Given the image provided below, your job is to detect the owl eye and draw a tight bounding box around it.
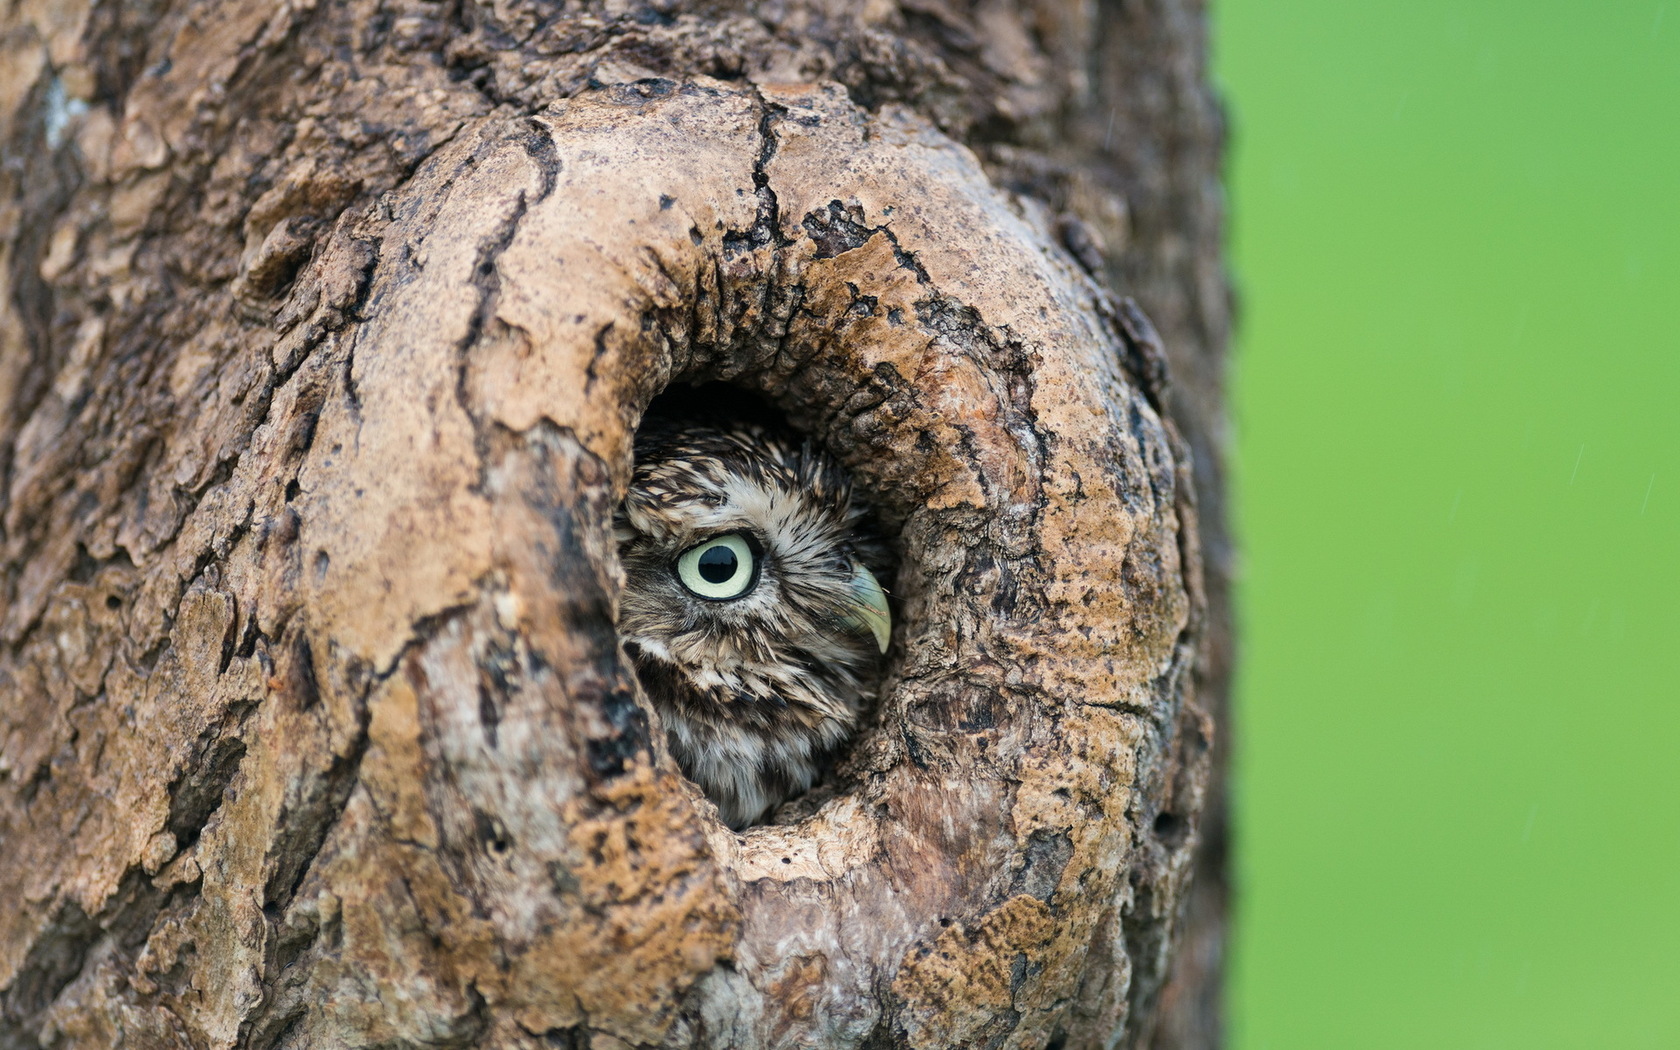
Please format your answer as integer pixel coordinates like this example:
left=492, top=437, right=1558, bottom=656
left=675, top=533, right=759, bottom=600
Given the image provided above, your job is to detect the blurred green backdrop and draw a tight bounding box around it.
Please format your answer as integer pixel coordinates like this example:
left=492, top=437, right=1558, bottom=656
left=1217, top=1, right=1679, bottom=1046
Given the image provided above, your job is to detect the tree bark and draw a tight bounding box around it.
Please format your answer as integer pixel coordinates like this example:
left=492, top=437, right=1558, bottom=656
left=0, top=2, right=1228, bottom=1048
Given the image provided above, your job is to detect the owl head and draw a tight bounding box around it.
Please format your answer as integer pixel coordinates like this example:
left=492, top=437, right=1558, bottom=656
left=614, top=411, right=892, bottom=825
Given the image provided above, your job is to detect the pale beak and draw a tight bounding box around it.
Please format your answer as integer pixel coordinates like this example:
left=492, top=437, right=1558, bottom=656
left=841, top=562, right=893, bottom=654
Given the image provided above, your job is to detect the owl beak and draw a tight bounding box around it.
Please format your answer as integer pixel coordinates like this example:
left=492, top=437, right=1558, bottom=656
left=842, top=563, right=893, bottom=654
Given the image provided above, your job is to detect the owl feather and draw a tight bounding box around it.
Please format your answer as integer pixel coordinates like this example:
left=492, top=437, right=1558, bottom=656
left=616, top=415, right=890, bottom=828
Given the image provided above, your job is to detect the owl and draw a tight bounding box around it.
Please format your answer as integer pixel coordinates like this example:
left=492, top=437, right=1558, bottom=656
left=615, top=413, right=892, bottom=829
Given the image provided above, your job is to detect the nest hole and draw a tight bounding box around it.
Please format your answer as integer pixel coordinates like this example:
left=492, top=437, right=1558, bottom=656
left=618, top=382, right=902, bottom=829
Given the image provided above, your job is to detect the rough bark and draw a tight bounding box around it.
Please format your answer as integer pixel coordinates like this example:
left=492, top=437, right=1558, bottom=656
left=0, top=2, right=1228, bottom=1048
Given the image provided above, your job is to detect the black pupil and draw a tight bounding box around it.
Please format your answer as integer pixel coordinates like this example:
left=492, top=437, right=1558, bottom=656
left=697, top=544, right=740, bottom=585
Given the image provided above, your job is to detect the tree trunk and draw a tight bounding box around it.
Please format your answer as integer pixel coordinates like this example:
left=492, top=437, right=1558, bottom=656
left=0, top=2, right=1228, bottom=1048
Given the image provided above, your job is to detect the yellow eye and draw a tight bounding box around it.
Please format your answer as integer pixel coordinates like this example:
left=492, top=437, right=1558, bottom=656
left=676, top=533, right=758, bottom=600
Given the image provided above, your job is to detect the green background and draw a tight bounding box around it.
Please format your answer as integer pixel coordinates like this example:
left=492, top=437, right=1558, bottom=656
left=1218, top=1, right=1679, bottom=1046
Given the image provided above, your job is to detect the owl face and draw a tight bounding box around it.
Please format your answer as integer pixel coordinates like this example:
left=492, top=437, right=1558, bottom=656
left=615, top=416, right=891, bottom=827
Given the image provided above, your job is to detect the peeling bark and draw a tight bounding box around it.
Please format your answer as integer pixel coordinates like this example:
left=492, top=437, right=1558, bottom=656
left=0, top=2, right=1228, bottom=1048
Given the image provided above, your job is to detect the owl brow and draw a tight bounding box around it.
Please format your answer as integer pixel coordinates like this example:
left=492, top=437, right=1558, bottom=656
left=642, top=428, right=817, bottom=486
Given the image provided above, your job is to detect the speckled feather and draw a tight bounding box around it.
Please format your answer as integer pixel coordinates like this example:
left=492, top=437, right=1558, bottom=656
left=615, top=416, right=890, bottom=828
